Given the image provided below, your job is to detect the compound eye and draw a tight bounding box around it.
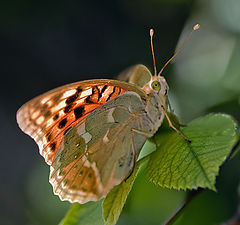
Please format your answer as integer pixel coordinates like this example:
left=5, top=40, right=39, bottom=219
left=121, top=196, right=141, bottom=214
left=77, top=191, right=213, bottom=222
left=151, top=80, right=161, bottom=91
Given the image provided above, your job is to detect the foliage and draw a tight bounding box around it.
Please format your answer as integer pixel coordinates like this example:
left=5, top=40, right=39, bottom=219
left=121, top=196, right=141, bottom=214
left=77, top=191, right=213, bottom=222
left=102, top=161, right=142, bottom=225
left=59, top=201, right=104, bottom=225
left=60, top=113, right=238, bottom=225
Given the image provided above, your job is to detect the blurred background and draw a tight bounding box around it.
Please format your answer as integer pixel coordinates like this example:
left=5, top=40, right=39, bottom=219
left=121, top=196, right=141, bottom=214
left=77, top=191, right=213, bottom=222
left=1, top=0, right=240, bottom=224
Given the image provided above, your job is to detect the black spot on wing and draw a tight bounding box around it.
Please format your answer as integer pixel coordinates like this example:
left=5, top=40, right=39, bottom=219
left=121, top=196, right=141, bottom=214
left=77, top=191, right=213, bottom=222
left=164, top=89, right=168, bottom=95
left=44, top=110, right=51, bottom=118
left=86, top=86, right=99, bottom=103
left=128, top=152, right=133, bottom=167
left=81, top=187, right=87, bottom=192
left=64, top=179, right=69, bottom=185
left=66, top=93, right=79, bottom=105
left=53, top=113, right=59, bottom=120
left=106, top=86, right=116, bottom=101
left=64, top=127, right=72, bottom=135
left=76, top=86, right=82, bottom=93
left=74, top=106, right=85, bottom=119
left=46, top=132, right=52, bottom=141
left=41, top=104, right=48, bottom=111
left=117, top=87, right=121, bottom=95
left=98, top=85, right=107, bottom=100
left=59, top=170, right=66, bottom=175
left=50, top=142, right=56, bottom=151
left=64, top=104, right=73, bottom=113
left=58, top=118, right=67, bottom=128
left=85, top=95, right=94, bottom=104
left=118, top=157, right=125, bottom=168
left=79, top=170, right=83, bottom=176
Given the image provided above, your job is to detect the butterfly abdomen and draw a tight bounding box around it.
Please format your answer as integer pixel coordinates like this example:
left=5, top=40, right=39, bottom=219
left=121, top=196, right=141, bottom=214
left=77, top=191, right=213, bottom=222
left=139, top=92, right=168, bottom=136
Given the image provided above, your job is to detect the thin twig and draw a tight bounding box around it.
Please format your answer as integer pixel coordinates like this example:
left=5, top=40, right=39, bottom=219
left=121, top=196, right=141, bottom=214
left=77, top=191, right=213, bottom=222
left=220, top=185, right=240, bottom=225
left=163, top=189, right=203, bottom=225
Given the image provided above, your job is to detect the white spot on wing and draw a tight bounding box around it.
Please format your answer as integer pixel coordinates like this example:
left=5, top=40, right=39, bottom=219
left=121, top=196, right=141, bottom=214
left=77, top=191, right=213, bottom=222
left=52, top=100, right=66, bottom=113
left=61, top=89, right=77, bottom=99
left=75, top=98, right=85, bottom=105
left=32, top=110, right=40, bottom=119
left=107, top=108, right=115, bottom=123
left=103, top=129, right=110, bottom=143
left=41, top=97, right=50, bottom=104
left=82, top=132, right=92, bottom=144
left=46, top=118, right=54, bottom=128
left=47, top=100, right=53, bottom=107
left=77, top=122, right=86, bottom=135
left=91, top=162, right=103, bottom=193
left=36, top=116, right=44, bottom=125
left=83, top=156, right=91, bottom=167
left=80, top=88, right=92, bottom=97
left=76, top=122, right=92, bottom=147
left=49, top=155, right=104, bottom=203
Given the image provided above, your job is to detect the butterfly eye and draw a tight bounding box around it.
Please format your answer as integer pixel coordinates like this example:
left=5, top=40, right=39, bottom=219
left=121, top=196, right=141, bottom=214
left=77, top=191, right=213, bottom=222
left=151, top=80, right=161, bottom=91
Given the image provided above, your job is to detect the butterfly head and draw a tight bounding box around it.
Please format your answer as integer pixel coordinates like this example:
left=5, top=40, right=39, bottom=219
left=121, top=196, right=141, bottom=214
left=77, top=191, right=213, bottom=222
left=144, top=24, right=200, bottom=107
left=143, top=75, right=168, bottom=97
left=142, top=74, right=169, bottom=133
left=142, top=74, right=169, bottom=113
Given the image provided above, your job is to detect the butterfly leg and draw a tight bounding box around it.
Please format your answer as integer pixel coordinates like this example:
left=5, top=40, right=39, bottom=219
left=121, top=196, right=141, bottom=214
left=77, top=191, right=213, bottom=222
left=167, top=97, right=174, bottom=114
left=124, top=132, right=137, bottom=181
left=167, top=98, right=186, bottom=128
left=124, top=127, right=153, bottom=181
left=131, top=128, right=154, bottom=137
left=161, top=105, right=191, bottom=143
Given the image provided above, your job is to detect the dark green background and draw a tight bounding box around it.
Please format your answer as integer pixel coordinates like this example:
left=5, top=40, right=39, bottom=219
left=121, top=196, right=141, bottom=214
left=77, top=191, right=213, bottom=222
left=1, top=0, right=240, bottom=224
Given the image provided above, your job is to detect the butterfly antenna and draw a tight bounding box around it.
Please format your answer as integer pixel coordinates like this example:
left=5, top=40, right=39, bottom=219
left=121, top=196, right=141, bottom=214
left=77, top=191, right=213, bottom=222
left=150, top=28, right=157, bottom=76
left=158, top=23, right=200, bottom=76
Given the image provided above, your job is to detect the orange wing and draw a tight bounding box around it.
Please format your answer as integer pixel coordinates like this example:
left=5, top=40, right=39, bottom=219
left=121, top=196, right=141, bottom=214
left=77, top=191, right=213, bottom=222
left=17, top=79, right=147, bottom=165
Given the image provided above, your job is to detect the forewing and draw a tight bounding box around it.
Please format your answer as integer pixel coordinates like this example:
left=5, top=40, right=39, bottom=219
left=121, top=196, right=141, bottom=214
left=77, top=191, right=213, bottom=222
left=117, top=64, right=152, bottom=88
left=16, top=79, right=147, bottom=165
left=49, top=92, right=148, bottom=203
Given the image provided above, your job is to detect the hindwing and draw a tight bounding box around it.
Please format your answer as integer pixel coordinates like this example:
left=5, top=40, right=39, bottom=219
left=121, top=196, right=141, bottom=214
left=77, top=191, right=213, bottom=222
left=49, top=92, right=148, bottom=203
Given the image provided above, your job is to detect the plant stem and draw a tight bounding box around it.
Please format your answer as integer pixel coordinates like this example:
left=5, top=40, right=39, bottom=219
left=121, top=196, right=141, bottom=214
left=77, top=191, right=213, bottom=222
left=220, top=184, right=240, bottom=225
left=163, top=189, right=203, bottom=225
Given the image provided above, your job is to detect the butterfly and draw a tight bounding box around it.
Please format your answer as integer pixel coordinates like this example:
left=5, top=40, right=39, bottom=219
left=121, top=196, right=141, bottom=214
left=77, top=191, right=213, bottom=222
left=16, top=25, right=199, bottom=204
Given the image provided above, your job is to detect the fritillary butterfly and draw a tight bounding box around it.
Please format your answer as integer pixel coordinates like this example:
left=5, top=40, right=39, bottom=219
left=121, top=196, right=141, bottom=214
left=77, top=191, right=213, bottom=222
left=16, top=25, right=199, bottom=203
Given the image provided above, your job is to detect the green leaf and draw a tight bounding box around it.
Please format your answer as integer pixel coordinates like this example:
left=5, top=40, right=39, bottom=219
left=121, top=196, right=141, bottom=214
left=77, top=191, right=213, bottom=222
left=103, top=161, right=142, bottom=225
left=59, top=200, right=104, bottom=225
left=138, top=139, right=156, bottom=160
left=147, top=114, right=238, bottom=191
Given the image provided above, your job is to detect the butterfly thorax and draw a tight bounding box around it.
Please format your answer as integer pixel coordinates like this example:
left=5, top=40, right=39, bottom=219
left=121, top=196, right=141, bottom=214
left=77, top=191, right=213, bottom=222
left=141, top=75, right=169, bottom=135
left=142, top=91, right=168, bottom=135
